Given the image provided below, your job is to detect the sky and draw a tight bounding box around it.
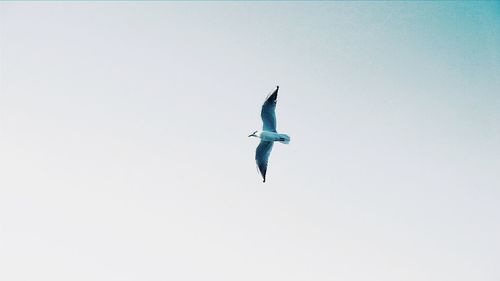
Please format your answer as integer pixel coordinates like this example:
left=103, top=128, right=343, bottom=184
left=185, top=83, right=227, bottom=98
left=0, top=2, right=499, bottom=281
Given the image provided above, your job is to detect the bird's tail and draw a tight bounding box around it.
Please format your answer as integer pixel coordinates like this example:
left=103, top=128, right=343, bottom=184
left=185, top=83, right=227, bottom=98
left=278, top=134, right=290, bottom=144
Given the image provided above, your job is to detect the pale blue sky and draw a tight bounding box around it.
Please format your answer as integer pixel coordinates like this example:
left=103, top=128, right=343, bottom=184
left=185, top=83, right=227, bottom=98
left=1, top=2, right=499, bottom=281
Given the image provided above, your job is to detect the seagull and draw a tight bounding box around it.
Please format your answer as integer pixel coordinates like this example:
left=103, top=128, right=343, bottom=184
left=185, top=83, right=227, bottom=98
left=248, top=86, right=290, bottom=182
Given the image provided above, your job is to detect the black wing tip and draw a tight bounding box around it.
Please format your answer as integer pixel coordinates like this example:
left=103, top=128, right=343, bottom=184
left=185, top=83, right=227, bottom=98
left=269, top=88, right=278, bottom=102
left=259, top=168, right=267, bottom=183
left=263, top=86, right=279, bottom=104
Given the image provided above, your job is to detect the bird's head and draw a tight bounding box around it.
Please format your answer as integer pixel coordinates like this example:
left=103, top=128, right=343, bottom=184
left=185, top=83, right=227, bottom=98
left=248, top=130, right=260, bottom=138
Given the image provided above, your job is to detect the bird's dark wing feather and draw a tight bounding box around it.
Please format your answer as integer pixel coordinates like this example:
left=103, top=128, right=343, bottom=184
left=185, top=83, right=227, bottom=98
left=261, top=87, right=278, bottom=132
left=255, top=140, right=274, bottom=183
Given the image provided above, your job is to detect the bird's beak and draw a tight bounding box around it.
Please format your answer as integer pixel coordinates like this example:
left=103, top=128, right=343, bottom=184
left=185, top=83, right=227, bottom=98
left=248, top=134, right=253, bottom=137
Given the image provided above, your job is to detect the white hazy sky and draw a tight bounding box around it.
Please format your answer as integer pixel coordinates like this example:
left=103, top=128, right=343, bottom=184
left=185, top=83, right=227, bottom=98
left=1, top=2, right=499, bottom=281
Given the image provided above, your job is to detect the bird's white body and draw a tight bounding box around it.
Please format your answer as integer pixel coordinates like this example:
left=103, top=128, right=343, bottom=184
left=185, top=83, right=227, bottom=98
left=253, top=131, right=290, bottom=144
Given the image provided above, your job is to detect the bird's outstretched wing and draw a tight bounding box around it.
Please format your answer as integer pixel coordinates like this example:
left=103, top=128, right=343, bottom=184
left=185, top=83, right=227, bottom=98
left=255, top=140, right=274, bottom=183
left=261, top=86, right=279, bottom=132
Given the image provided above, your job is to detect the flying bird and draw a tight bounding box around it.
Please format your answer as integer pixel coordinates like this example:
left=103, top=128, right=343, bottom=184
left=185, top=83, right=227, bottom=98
left=248, top=86, right=290, bottom=182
